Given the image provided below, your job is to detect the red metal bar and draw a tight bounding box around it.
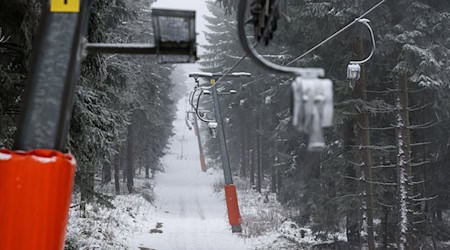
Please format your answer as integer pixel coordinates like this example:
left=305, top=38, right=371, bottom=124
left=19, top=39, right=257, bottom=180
left=0, top=149, right=76, bottom=250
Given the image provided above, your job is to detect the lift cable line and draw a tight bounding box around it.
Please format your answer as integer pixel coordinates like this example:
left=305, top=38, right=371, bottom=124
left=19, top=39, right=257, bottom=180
left=213, top=55, right=248, bottom=86
left=285, top=0, right=387, bottom=66
left=195, top=90, right=216, bottom=123
left=216, top=0, right=387, bottom=86
left=238, top=0, right=387, bottom=74
left=234, top=0, right=387, bottom=150
left=238, top=0, right=334, bottom=151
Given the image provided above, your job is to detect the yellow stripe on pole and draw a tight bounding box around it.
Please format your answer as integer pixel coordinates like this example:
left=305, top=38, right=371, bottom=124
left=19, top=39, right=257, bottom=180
left=210, top=79, right=216, bottom=86
left=50, top=0, right=80, bottom=13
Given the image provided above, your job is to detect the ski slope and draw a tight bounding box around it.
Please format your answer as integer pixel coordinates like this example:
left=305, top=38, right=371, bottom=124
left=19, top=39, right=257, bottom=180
left=130, top=98, right=252, bottom=250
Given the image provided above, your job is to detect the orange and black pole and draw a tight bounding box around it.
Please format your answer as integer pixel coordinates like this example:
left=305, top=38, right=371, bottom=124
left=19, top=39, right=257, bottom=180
left=189, top=73, right=250, bottom=233
left=0, top=0, right=90, bottom=249
left=0, top=1, right=198, bottom=248
left=209, top=78, right=242, bottom=233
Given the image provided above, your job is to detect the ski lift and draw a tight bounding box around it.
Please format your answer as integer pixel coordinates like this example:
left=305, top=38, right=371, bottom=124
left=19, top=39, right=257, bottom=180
left=262, top=85, right=280, bottom=105
left=292, top=76, right=333, bottom=151
left=86, top=9, right=198, bottom=64
left=208, top=122, right=218, bottom=139
left=237, top=1, right=333, bottom=151
left=346, top=18, right=376, bottom=88
left=347, top=63, right=361, bottom=88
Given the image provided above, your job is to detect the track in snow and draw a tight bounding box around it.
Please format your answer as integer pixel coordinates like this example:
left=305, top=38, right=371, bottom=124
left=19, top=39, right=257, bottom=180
left=131, top=98, right=251, bottom=250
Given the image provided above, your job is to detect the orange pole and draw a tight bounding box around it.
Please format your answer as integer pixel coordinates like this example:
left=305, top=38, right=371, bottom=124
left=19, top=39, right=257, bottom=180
left=0, top=149, right=76, bottom=250
left=224, top=184, right=242, bottom=227
left=200, top=154, right=207, bottom=172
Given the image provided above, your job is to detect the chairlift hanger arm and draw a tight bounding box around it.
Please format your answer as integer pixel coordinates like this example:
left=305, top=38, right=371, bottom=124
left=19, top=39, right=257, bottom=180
left=349, top=19, right=376, bottom=65
left=189, top=89, right=198, bottom=110
left=194, top=90, right=215, bottom=123
left=238, top=0, right=385, bottom=77
left=238, top=0, right=301, bottom=76
left=238, top=0, right=325, bottom=78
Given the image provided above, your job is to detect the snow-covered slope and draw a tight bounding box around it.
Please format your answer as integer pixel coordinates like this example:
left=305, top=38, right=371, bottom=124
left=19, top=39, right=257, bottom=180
left=130, top=98, right=251, bottom=250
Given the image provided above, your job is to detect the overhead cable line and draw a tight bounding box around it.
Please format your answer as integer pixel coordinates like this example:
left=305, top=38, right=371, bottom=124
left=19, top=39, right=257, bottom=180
left=285, top=0, right=388, bottom=66
left=217, top=0, right=387, bottom=80
left=236, top=0, right=387, bottom=87
left=213, top=55, right=248, bottom=86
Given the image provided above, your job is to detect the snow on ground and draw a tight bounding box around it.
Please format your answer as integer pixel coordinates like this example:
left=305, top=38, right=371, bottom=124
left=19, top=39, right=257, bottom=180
left=66, top=96, right=352, bottom=249
left=65, top=97, right=349, bottom=249
left=233, top=179, right=348, bottom=250
left=66, top=193, right=155, bottom=249
left=130, top=98, right=252, bottom=250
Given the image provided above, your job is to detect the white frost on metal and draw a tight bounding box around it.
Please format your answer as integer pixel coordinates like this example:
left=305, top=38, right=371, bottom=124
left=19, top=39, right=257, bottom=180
left=230, top=72, right=251, bottom=77
left=0, top=152, right=12, bottom=161
left=32, top=155, right=57, bottom=164
left=188, top=72, right=213, bottom=77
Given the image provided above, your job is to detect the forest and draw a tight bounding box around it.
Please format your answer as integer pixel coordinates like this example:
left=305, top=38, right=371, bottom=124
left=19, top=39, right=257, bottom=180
left=204, top=0, right=450, bottom=249
left=1, top=0, right=450, bottom=249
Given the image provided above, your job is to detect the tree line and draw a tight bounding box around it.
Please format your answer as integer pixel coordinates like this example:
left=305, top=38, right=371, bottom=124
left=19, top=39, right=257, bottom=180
left=203, top=1, right=450, bottom=249
left=0, top=0, right=177, bottom=208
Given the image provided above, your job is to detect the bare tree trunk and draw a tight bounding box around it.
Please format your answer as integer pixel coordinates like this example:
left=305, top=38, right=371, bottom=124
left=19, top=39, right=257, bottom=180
left=259, top=106, right=264, bottom=192
left=121, top=143, right=126, bottom=183
left=344, top=118, right=360, bottom=244
left=276, top=167, right=282, bottom=193
left=240, top=105, right=247, bottom=177
left=354, top=36, right=375, bottom=250
left=126, top=123, right=134, bottom=193
left=103, top=162, right=112, bottom=184
left=250, top=148, right=255, bottom=186
left=256, top=107, right=262, bottom=193
left=382, top=205, right=389, bottom=250
left=271, top=160, right=277, bottom=193
left=114, top=152, right=120, bottom=195
left=79, top=165, right=94, bottom=216
left=145, top=161, right=150, bottom=178
left=397, top=74, right=413, bottom=250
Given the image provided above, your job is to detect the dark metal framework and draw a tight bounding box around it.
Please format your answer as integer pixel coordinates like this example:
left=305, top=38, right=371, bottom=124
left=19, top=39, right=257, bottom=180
left=14, top=0, right=92, bottom=151
left=14, top=2, right=198, bottom=151
left=87, top=8, right=197, bottom=64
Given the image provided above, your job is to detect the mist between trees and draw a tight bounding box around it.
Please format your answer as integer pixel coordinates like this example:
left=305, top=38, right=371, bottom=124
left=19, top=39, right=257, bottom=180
left=1, top=0, right=450, bottom=249
left=207, top=1, right=450, bottom=249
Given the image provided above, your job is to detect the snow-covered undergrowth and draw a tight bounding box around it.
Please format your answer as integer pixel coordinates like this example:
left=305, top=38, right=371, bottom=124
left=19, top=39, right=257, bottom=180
left=214, top=176, right=348, bottom=249
left=65, top=178, right=155, bottom=249
left=234, top=178, right=289, bottom=238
